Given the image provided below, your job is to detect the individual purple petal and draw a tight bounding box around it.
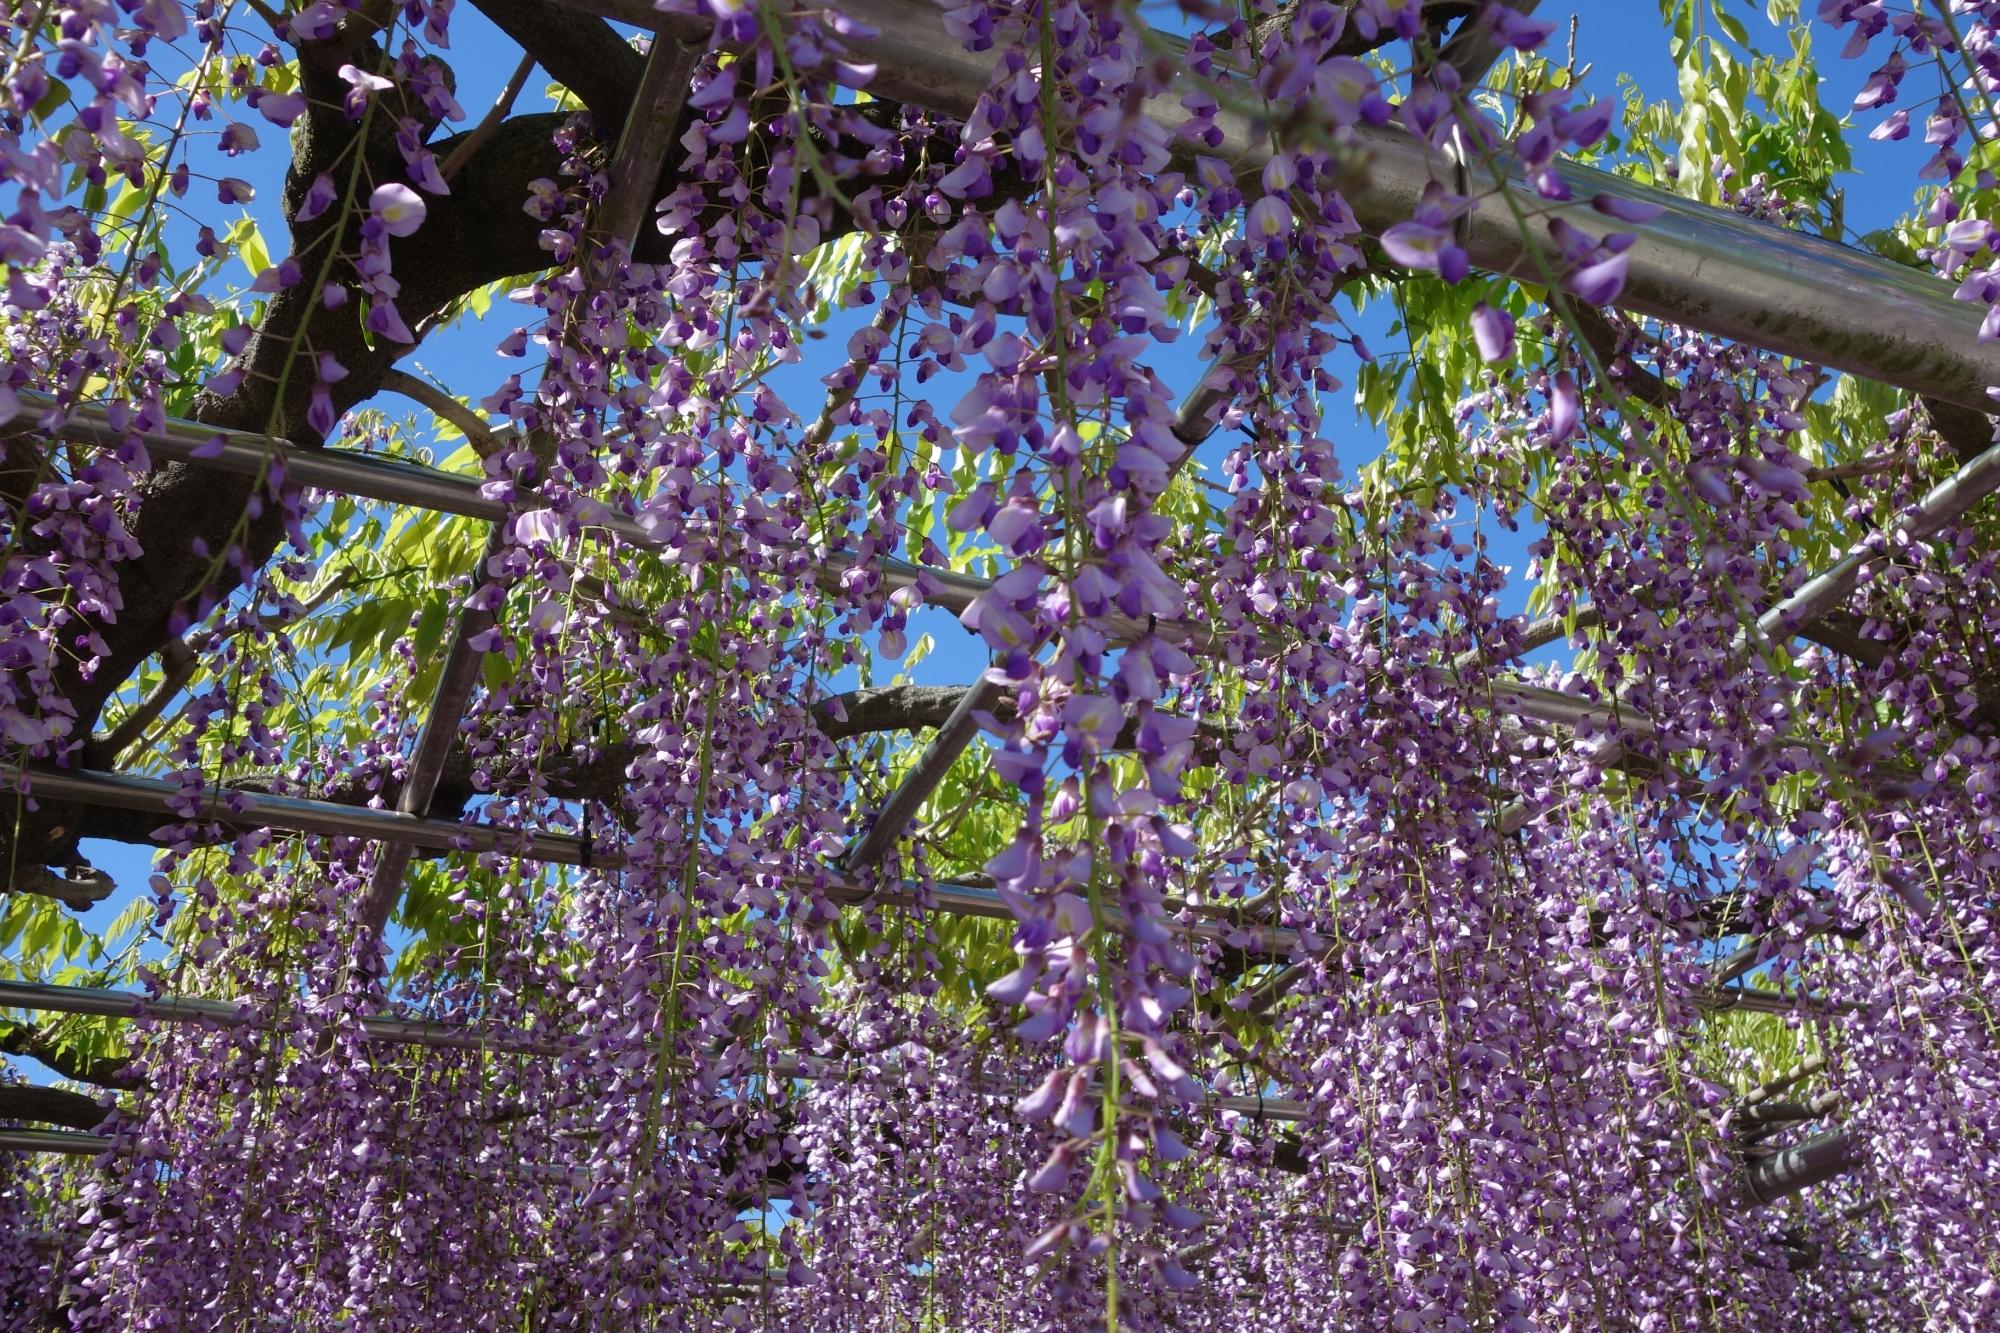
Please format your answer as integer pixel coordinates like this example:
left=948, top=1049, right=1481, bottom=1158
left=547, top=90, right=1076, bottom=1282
left=1549, top=371, right=1580, bottom=442
left=366, top=300, right=415, bottom=342
left=1591, top=193, right=1666, bottom=224
left=257, top=91, right=306, bottom=127
left=306, top=384, right=336, bottom=437
left=1570, top=251, right=1630, bottom=305
left=369, top=183, right=426, bottom=237
left=1380, top=221, right=1448, bottom=270
left=1246, top=194, right=1292, bottom=242
left=295, top=173, right=337, bottom=223
left=1470, top=301, right=1515, bottom=362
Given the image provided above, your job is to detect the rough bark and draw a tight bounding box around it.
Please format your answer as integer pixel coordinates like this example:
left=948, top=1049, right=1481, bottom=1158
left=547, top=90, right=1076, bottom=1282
left=0, top=1083, right=112, bottom=1131
left=0, top=1022, right=141, bottom=1091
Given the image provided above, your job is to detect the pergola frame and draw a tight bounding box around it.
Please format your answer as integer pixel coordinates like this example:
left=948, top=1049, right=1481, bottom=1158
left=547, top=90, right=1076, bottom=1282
left=3, top=0, right=1991, bottom=1270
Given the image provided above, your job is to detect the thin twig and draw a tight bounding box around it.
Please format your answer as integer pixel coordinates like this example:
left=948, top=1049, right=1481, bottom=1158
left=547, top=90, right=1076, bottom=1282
left=441, top=52, right=537, bottom=183
left=98, top=572, right=351, bottom=761
left=380, top=368, right=511, bottom=457
left=98, top=638, right=198, bottom=761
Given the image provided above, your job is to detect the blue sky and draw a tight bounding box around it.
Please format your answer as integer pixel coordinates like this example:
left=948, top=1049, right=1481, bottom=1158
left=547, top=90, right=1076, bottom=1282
left=42, top=2, right=1938, bottom=967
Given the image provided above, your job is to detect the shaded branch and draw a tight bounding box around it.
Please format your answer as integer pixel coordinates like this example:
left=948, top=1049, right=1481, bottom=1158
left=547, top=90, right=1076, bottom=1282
left=0, top=1023, right=139, bottom=1091
left=467, top=0, right=645, bottom=121
left=441, top=51, right=539, bottom=182
left=0, top=1083, right=112, bottom=1131
left=380, top=369, right=513, bottom=458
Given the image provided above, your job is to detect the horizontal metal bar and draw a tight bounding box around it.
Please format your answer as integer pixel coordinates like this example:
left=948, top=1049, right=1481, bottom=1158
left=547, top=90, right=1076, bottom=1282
left=10, top=763, right=603, bottom=866
left=16, top=394, right=1646, bottom=741
left=0, top=1125, right=593, bottom=1184
left=1, top=1125, right=1854, bottom=1212
left=0, top=1128, right=103, bottom=1156
left=559, top=0, right=2000, bottom=409
left=1701, top=986, right=1859, bottom=1019
left=1746, top=1127, right=1860, bottom=1205
left=12, top=389, right=982, bottom=613
left=10, top=392, right=512, bottom=522
left=0, top=978, right=1309, bottom=1125
left=0, top=981, right=1845, bottom=1206
left=0, top=980, right=561, bottom=1057
left=2, top=765, right=1298, bottom=953
left=12, top=767, right=1854, bottom=1014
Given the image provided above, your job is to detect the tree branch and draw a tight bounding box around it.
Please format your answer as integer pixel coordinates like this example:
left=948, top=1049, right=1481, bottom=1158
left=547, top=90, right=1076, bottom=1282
left=441, top=51, right=539, bottom=182
left=0, top=1083, right=112, bottom=1131
left=0, top=1023, right=139, bottom=1091
left=380, top=369, right=513, bottom=458
left=467, top=0, right=645, bottom=120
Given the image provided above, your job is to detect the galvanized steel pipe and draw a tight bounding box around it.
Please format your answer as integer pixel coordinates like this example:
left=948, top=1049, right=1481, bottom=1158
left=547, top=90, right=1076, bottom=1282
left=556, top=0, right=2000, bottom=409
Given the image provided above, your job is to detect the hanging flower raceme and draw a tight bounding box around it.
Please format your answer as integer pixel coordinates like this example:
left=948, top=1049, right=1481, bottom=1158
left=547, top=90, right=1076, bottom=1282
left=6, top=0, right=2000, bottom=1327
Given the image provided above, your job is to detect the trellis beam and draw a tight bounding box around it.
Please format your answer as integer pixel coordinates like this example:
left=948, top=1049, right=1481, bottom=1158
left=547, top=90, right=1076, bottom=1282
left=353, top=525, right=508, bottom=944
left=840, top=246, right=1283, bottom=869
left=1558, top=430, right=2000, bottom=798
left=591, top=34, right=706, bottom=255
left=0, top=979, right=561, bottom=1057
left=0, top=1117, right=1852, bottom=1217
left=557, top=0, right=2000, bottom=411
left=1748, top=435, right=2000, bottom=652
left=0, top=764, right=1298, bottom=953
left=0, top=975, right=1850, bottom=1208
left=0, top=1129, right=101, bottom=1156
left=0, top=754, right=1859, bottom=1016
left=13, top=390, right=1656, bottom=742
left=356, top=34, right=710, bottom=949
left=0, top=977, right=1308, bottom=1118
left=841, top=672, right=1003, bottom=871
left=1745, top=1128, right=1861, bottom=1206
left=0, top=1128, right=1854, bottom=1208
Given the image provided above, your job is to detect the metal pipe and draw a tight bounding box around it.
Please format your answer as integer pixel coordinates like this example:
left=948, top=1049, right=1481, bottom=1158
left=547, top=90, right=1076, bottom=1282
left=0, top=1129, right=103, bottom=1156
left=14, top=390, right=1644, bottom=740
left=1746, top=1127, right=1861, bottom=1205
left=0, top=1125, right=593, bottom=1184
left=0, top=979, right=561, bottom=1057
left=0, top=976, right=1310, bottom=1121
left=355, top=524, right=512, bottom=941
left=0, top=976, right=1851, bottom=1207
left=361, top=41, right=709, bottom=951
left=1559, top=433, right=2000, bottom=808
left=11, top=1118, right=1844, bottom=1214
left=1744, top=1055, right=1829, bottom=1109
left=1740, top=1090, right=1842, bottom=1133
left=1, top=765, right=1300, bottom=952
left=1702, top=986, right=1859, bottom=1019
left=593, top=35, right=706, bottom=254
left=10, top=392, right=512, bottom=521
left=555, top=0, right=2000, bottom=409
left=9, top=763, right=603, bottom=866
left=841, top=673, right=1003, bottom=871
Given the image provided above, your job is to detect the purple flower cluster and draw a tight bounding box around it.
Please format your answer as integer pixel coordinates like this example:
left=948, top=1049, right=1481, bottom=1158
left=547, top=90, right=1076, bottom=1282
left=0, top=0, right=1997, bottom=1328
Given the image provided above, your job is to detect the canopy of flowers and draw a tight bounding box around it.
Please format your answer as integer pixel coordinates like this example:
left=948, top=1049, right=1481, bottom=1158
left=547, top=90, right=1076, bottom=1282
left=1, top=0, right=1998, bottom=1328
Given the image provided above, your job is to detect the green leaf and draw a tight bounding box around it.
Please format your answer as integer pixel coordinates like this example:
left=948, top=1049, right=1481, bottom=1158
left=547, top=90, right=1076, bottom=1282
left=29, top=79, right=70, bottom=125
